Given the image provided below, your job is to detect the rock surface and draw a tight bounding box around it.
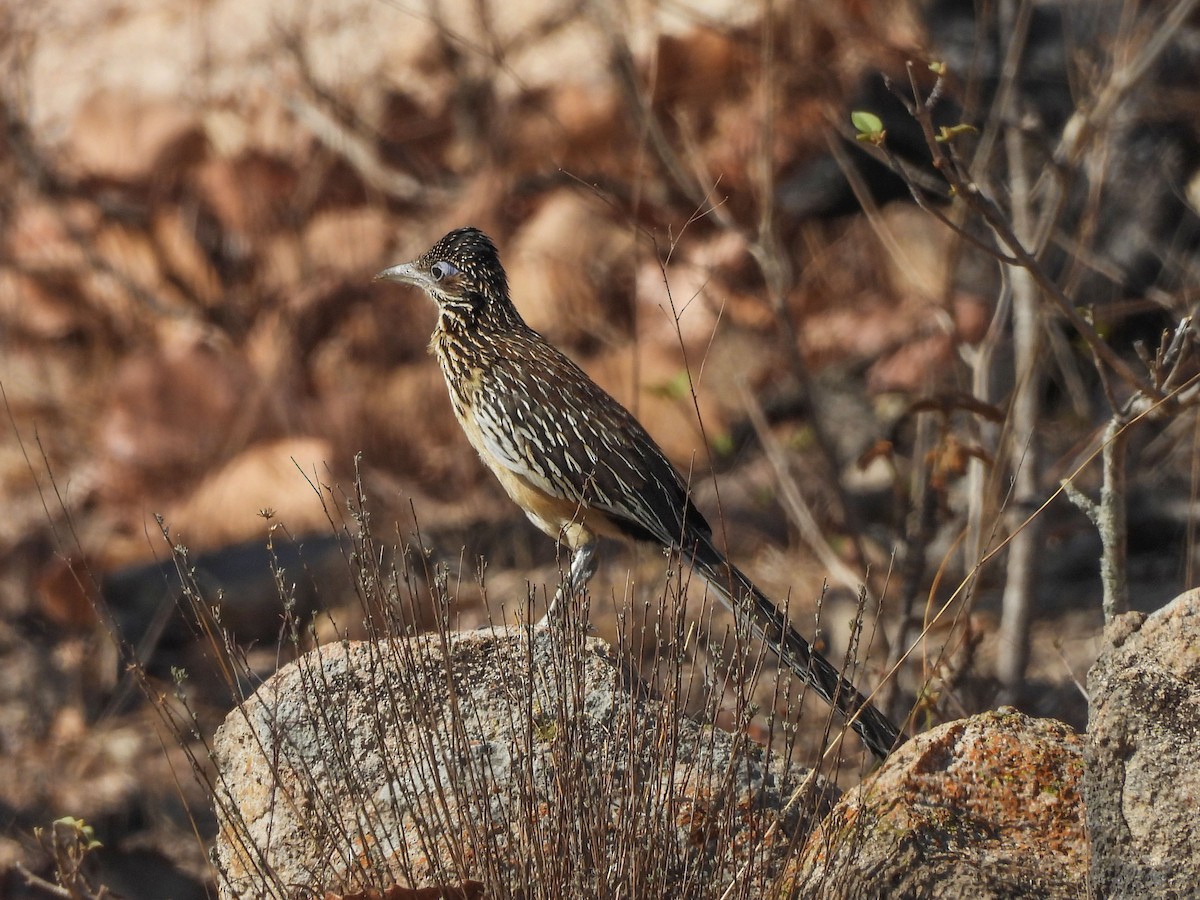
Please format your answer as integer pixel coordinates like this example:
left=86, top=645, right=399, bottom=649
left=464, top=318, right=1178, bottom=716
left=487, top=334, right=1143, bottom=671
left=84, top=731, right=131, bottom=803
left=212, top=625, right=834, bottom=897
left=1084, top=587, right=1200, bottom=898
left=787, top=711, right=1086, bottom=899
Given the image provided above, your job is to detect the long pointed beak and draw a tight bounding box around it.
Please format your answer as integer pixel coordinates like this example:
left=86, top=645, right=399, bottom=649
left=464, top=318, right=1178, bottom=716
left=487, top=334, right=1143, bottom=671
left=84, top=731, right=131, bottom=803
left=373, top=261, right=422, bottom=285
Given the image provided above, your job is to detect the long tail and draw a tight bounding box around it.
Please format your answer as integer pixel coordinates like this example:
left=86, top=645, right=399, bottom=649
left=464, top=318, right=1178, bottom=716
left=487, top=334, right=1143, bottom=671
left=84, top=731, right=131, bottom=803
left=687, top=536, right=903, bottom=760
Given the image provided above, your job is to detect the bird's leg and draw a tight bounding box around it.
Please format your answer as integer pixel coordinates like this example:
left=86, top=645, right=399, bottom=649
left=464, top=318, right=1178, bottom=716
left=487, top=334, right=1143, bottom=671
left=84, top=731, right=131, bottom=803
left=569, top=540, right=599, bottom=593
left=538, top=540, right=598, bottom=626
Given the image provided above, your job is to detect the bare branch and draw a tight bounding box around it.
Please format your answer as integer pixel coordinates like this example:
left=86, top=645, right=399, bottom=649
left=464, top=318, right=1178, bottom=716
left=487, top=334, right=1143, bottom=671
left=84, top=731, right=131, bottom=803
left=736, top=380, right=871, bottom=603
left=898, top=61, right=1160, bottom=399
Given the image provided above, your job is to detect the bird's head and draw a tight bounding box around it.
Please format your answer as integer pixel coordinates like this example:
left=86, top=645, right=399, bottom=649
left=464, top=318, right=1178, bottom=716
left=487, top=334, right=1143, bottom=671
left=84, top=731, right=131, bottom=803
left=375, top=227, right=517, bottom=329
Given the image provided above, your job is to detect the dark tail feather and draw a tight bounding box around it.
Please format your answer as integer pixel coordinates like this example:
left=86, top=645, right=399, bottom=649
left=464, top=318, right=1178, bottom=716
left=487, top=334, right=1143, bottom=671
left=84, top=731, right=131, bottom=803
left=687, top=536, right=904, bottom=761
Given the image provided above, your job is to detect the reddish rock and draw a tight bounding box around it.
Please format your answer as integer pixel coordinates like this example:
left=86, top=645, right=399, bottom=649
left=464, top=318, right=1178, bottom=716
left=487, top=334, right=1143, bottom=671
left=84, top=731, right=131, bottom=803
left=788, top=711, right=1086, bottom=898
left=63, top=90, right=203, bottom=183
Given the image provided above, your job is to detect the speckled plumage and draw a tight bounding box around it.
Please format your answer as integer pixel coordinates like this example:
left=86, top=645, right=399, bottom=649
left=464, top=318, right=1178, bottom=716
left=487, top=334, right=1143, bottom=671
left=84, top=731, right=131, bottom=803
left=376, top=227, right=903, bottom=760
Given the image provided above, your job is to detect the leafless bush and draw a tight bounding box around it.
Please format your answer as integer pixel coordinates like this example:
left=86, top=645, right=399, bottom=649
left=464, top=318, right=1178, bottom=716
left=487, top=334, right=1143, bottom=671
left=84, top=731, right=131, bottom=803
left=844, top=0, right=1200, bottom=703
left=136, top=471, right=866, bottom=897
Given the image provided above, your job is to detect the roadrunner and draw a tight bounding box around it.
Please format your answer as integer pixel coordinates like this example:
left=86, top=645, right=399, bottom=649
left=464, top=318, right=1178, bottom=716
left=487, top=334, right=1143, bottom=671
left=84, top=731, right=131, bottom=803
left=376, top=227, right=903, bottom=760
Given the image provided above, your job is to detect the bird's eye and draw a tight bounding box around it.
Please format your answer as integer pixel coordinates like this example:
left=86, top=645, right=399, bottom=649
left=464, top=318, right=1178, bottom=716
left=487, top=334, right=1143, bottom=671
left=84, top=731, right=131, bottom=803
left=430, top=261, right=459, bottom=282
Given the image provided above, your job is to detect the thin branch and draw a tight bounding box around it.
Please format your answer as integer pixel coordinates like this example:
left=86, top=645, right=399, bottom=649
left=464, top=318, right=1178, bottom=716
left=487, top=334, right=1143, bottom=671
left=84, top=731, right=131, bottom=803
left=14, top=863, right=74, bottom=899
left=285, top=92, right=443, bottom=204
left=1055, top=0, right=1200, bottom=168
left=994, top=11, right=1045, bottom=698
left=736, top=380, right=871, bottom=602
left=1061, top=417, right=1129, bottom=621
left=899, top=61, right=1160, bottom=399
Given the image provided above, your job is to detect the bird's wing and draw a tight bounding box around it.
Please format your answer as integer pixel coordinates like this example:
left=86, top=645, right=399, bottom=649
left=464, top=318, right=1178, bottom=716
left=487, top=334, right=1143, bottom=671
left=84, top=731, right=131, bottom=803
left=470, top=332, right=710, bottom=547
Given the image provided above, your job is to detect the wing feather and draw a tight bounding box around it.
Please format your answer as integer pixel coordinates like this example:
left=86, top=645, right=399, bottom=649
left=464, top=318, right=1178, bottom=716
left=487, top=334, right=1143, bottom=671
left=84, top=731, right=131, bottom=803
left=469, top=329, right=710, bottom=548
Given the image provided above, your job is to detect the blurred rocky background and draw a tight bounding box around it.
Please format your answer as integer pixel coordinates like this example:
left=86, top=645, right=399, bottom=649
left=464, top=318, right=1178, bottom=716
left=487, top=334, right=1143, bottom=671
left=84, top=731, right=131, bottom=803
left=1, top=0, right=1198, bottom=895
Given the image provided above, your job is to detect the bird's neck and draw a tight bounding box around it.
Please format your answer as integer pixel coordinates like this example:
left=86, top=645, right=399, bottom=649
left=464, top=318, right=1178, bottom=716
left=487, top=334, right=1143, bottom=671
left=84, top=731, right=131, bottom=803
left=434, top=300, right=480, bottom=335
left=434, top=294, right=526, bottom=340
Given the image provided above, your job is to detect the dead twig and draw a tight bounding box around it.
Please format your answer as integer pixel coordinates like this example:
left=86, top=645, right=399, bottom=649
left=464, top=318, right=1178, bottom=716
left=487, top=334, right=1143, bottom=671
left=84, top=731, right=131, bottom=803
left=735, top=379, right=871, bottom=603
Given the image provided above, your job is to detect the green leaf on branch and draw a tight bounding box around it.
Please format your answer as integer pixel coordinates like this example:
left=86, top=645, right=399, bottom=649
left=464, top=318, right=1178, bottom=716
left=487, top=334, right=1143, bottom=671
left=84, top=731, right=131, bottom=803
left=851, top=110, right=886, bottom=145
left=935, top=123, right=979, bottom=143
